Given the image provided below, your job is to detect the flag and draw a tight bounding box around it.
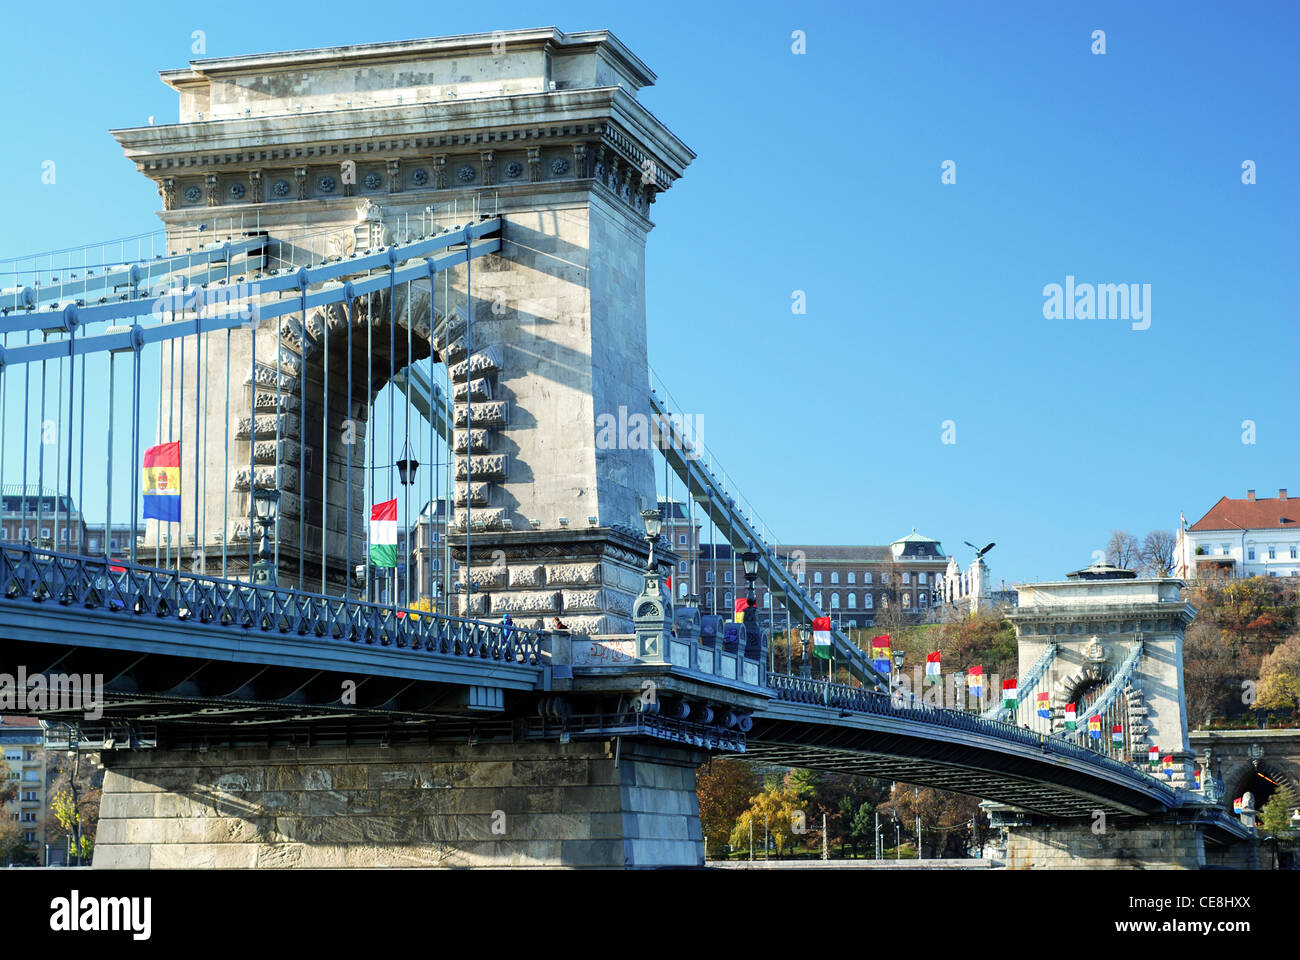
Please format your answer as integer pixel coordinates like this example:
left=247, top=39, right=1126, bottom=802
left=925, top=651, right=941, bottom=684
left=1088, top=715, right=1102, bottom=739
left=871, top=635, right=891, bottom=674
left=734, top=597, right=749, bottom=622
left=968, top=665, right=984, bottom=698
left=666, top=574, right=671, bottom=591
left=1194, top=767, right=1202, bottom=786
left=812, top=616, right=832, bottom=660
left=1064, top=703, right=1077, bottom=729
left=1148, top=745, right=1159, bottom=767
left=1036, top=692, right=1050, bottom=718
left=369, top=499, right=398, bottom=567
left=1002, top=679, right=1017, bottom=708
left=1162, top=755, right=1174, bottom=775
left=1111, top=724, right=1123, bottom=745
left=1233, top=797, right=1242, bottom=814
left=142, top=442, right=181, bottom=522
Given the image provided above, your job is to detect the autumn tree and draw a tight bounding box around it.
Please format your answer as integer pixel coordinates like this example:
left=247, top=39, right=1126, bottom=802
left=876, top=782, right=982, bottom=858
left=1257, top=634, right=1300, bottom=713
left=730, top=785, right=803, bottom=858
left=695, top=759, right=759, bottom=856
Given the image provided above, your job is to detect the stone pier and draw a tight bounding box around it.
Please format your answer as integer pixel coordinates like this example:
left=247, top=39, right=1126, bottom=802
left=93, top=739, right=707, bottom=869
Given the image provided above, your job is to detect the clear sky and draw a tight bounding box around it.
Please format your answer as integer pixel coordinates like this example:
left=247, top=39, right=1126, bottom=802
left=0, top=1, right=1296, bottom=584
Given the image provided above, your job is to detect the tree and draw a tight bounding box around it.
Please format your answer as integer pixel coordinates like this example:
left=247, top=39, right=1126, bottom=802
left=695, top=759, right=758, bottom=857
left=1260, top=785, right=1299, bottom=835
left=1106, top=529, right=1141, bottom=570
left=1140, top=530, right=1176, bottom=577
left=1258, top=634, right=1300, bottom=712
left=729, top=786, right=803, bottom=858
left=876, top=782, right=982, bottom=858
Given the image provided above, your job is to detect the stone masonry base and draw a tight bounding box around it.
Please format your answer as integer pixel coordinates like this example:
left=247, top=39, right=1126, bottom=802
left=1003, top=820, right=1260, bottom=869
left=93, top=739, right=706, bottom=868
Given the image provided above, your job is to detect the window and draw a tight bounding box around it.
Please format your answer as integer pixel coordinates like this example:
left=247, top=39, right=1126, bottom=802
left=1291, top=546, right=1298, bottom=560
left=917, top=572, right=927, bottom=585
left=1268, top=546, right=1276, bottom=559
left=679, top=561, right=688, bottom=573
left=679, top=582, right=688, bottom=598
left=763, top=592, right=770, bottom=608
left=678, top=534, right=687, bottom=546
left=1248, top=547, right=1256, bottom=560
left=724, top=571, right=733, bottom=584
left=23, top=831, right=36, bottom=843
left=797, top=572, right=806, bottom=585
left=830, top=593, right=840, bottom=609
left=60, top=528, right=69, bottom=541
left=1220, top=544, right=1230, bottom=556
left=903, top=592, right=911, bottom=608
left=21, top=812, right=35, bottom=823
left=22, top=791, right=37, bottom=802
left=848, top=572, right=856, bottom=584
left=724, top=591, right=733, bottom=606
left=814, top=572, right=823, bottom=585
left=23, top=770, right=38, bottom=781
left=23, top=750, right=35, bottom=761
left=882, top=573, right=889, bottom=584
left=705, top=571, right=714, bottom=584
left=0, top=529, right=6, bottom=541
left=830, top=571, right=839, bottom=585
left=814, top=592, right=823, bottom=609
left=110, top=538, right=119, bottom=550
left=88, top=537, right=98, bottom=551
left=847, top=593, right=856, bottom=609
left=41, top=528, right=50, bottom=539
left=864, top=572, right=872, bottom=584
left=920, top=593, right=928, bottom=607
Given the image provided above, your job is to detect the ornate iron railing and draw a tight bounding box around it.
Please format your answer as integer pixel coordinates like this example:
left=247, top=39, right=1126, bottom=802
left=981, top=641, right=1058, bottom=721
left=0, top=544, right=544, bottom=667
left=766, top=672, right=1177, bottom=800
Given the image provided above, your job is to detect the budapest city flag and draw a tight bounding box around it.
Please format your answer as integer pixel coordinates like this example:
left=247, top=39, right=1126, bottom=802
left=1163, top=755, right=1174, bottom=776
left=1001, top=679, right=1017, bottom=709
left=369, top=499, right=398, bottom=567
left=811, top=617, right=832, bottom=660
left=1148, top=745, right=1160, bottom=768
left=1064, top=703, right=1077, bottom=729
left=1111, top=724, right=1123, bottom=745
left=142, top=442, right=181, bottom=522
left=871, top=635, right=892, bottom=674
left=968, top=665, right=984, bottom=699
left=925, top=651, right=941, bottom=684
left=1088, top=715, right=1102, bottom=739
left=1036, top=692, right=1050, bottom=718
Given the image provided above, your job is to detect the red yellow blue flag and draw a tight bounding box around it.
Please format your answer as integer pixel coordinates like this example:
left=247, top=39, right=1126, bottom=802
left=142, top=442, right=181, bottom=522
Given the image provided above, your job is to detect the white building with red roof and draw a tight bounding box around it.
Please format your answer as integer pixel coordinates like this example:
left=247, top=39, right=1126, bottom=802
left=1175, top=488, right=1300, bottom=579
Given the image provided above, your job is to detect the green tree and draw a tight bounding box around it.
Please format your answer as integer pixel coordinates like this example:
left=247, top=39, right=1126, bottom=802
left=1260, top=785, right=1300, bottom=835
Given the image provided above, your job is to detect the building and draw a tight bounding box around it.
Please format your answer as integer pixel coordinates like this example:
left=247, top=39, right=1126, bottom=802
left=0, top=485, right=85, bottom=551
left=0, top=716, right=47, bottom=863
left=1176, top=488, right=1300, bottom=579
left=82, top=522, right=134, bottom=559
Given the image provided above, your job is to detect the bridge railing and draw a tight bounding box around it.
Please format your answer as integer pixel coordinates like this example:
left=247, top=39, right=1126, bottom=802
left=0, top=544, right=543, bottom=667
left=768, top=673, right=1178, bottom=799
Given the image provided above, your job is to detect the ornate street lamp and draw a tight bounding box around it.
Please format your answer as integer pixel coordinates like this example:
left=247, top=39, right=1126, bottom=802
left=640, top=508, right=663, bottom=568
left=396, top=443, right=419, bottom=606
left=250, top=487, right=281, bottom=587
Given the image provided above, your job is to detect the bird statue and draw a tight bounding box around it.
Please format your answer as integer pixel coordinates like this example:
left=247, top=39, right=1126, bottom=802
left=964, top=540, right=996, bottom=562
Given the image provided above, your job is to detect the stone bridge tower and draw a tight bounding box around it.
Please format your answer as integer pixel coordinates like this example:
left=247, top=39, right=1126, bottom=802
left=112, top=28, right=694, bottom=634
left=1009, top=562, right=1199, bottom=785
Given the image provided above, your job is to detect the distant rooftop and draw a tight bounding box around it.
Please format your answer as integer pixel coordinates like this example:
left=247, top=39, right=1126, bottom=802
left=1188, top=489, right=1297, bottom=532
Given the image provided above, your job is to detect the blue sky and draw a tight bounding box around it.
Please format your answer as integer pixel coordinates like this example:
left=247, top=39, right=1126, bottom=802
left=1, top=1, right=1296, bottom=584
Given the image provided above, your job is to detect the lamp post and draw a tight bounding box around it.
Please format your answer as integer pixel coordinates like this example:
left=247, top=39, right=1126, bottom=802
left=250, top=488, right=281, bottom=587
left=640, top=508, right=663, bottom=570
left=396, top=444, right=419, bottom=607
left=892, top=649, right=906, bottom=703
left=741, top=550, right=760, bottom=664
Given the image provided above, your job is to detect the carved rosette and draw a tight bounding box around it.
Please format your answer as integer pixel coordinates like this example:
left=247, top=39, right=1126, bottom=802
left=526, top=147, right=541, bottom=183
left=204, top=173, right=220, bottom=207
left=249, top=170, right=263, bottom=204
left=160, top=177, right=176, bottom=211
left=480, top=150, right=496, bottom=186
left=432, top=155, right=448, bottom=189
left=294, top=167, right=308, bottom=201
left=387, top=158, right=401, bottom=193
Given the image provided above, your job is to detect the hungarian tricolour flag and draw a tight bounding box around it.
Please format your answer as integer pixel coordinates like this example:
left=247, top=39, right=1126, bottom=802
left=1111, top=724, right=1123, bottom=745
left=1064, top=703, right=1077, bottom=729
left=925, top=651, right=941, bottom=684
left=871, top=635, right=891, bottom=674
left=1088, top=715, right=1102, bottom=740
left=369, top=499, right=398, bottom=567
left=1148, top=745, right=1160, bottom=768
left=142, top=442, right=181, bottom=522
left=968, top=666, right=984, bottom=699
left=811, top=617, right=832, bottom=660
left=1036, top=692, right=1050, bottom=718
left=1002, top=679, right=1017, bottom=709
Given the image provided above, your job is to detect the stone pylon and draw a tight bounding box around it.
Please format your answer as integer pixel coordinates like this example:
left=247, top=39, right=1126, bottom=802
left=114, top=28, right=694, bottom=633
